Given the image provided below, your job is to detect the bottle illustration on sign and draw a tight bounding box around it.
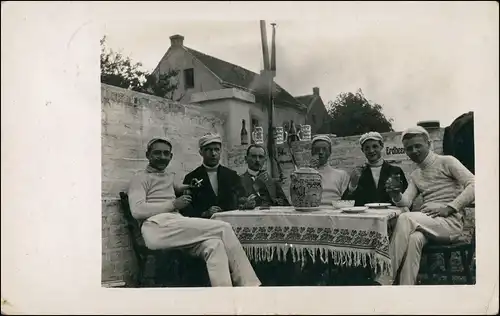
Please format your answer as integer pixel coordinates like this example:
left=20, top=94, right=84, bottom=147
left=240, top=119, right=248, bottom=145
left=288, top=120, right=300, bottom=142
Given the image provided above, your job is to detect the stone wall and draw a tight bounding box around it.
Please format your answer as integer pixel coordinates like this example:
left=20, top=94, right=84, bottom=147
left=101, top=84, right=227, bottom=284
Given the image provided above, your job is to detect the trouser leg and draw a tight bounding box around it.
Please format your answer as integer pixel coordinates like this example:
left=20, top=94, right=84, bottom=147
left=188, top=238, right=232, bottom=286
left=399, top=231, right=427, bottom=285
left=389, top=212, right=463, bottom=285
left=216, top=222, right=261, bottom=286
left=389, top=212, right=414, bottom=281
left=141, top=215, right=260, bottom=287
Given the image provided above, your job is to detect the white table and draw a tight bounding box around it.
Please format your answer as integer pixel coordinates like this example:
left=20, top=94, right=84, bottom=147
left=212, top=206, right=403, bottom=277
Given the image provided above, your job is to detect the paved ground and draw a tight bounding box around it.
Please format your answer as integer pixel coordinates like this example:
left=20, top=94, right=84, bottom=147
left=135, top=251, right=476, bottom=287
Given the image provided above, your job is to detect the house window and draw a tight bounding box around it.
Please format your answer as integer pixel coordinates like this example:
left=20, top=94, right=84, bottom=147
left=184, top=68, right=194, bottom=89
left=251, top=118, right=259, bottom=129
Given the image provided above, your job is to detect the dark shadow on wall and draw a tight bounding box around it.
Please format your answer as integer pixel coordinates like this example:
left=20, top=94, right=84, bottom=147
left=443, top=112, right=475, bottom=174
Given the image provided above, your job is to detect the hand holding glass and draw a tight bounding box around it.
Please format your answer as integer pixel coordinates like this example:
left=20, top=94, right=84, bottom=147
left=348, top=166, right=363, bottom=190
left=385, top=174, right=402, bottom=196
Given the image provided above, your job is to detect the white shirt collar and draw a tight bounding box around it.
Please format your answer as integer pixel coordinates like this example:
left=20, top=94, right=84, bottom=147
left=247, top=168, right=259, bottom=177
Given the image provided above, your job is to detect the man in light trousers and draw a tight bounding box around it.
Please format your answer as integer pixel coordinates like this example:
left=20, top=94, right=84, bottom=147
left=384, top=126, right=475, bottom=285
left=127, top=136, right=261, bottom=287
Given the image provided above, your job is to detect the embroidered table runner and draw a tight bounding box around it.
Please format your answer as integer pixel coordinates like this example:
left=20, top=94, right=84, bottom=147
left=212, top=207, right=402, bottom=277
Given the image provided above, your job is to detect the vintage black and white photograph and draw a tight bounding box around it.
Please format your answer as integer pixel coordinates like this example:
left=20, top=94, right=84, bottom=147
left=2, top=1, right=497, bottom=314
left=101, top=17, right=477, bottom=289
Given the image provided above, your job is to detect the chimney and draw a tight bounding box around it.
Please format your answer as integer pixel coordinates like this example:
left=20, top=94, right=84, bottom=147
left=417, top=120, right=441, bottom=130
left=313, top=87, right=320, bottom=96
left=170, top=34, right=184, bottom=47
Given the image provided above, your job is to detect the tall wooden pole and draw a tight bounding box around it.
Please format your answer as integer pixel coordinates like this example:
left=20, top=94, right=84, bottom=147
left=260, top=21, right=270, bottom=71
left=270, top=23, right=276, bottom=75
left=259, top=21, right=276, bottom=178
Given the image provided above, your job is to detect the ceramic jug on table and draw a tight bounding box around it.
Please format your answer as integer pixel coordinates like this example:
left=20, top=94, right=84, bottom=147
left=289, top=167, right=323, bottom=208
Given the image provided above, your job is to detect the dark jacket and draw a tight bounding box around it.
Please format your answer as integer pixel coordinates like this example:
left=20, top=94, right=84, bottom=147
left=342, top=161, right=409, bottom=207
left=182, top=165, right=245, bottom=218
left=240, top=171, right=290, bottom=207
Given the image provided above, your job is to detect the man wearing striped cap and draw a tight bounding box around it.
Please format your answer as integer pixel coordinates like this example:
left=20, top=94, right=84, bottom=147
left=310, top=134, right=351, bottom=206
left=182, top=133, right=248, bottom=218
left=127, top=136, right=260, bottom=287
left=343, top=131, right=408, bottom=206
left=385, top=126, right=475, bottom=285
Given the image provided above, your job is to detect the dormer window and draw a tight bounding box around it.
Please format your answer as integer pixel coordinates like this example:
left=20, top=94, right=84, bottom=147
left=184, top=68, right=194, bottom=89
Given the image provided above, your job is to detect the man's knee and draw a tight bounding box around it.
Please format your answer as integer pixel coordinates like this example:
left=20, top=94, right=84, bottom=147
left=211, top=220, right=233, bottom=231
left=394, top=212, right=413, bottom=230
left=399, top=212, right=415, bottom=221
left=141, top=222, right=161, bottom=250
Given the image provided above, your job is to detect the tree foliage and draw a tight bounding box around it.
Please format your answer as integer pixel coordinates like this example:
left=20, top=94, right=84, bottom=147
left=324, top=89, right=394, bottom=137
left=141, top=70, right=182, bottom=100
left=100, top=36, right=182, bottom=100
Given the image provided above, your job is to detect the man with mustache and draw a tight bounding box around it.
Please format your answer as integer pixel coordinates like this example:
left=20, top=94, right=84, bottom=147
left=309, top=134, right=351, bottom=206
left=182, top=133, right=248, bottom=218
left=384, top=126, right=475, bottom=285
left=127, top=137, right=261, bottom=287
left=240, top=144, right=290, bottom=208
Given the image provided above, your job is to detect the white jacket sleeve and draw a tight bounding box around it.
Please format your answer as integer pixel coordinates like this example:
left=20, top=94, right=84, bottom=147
left=393, top=178, right=419, bottom=208
left=127, top=175, right=176, bottom=221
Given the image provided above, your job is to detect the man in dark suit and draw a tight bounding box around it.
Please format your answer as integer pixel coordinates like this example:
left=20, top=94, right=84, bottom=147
left=240, top=144, right=290, bottom=208
left=182, top=133, right=249, bottom=219
left=342, top=132, right=409, bottom=207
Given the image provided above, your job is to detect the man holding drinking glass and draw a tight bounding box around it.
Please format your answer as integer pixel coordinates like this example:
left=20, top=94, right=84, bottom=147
left=128, top=137, right=261, bottom=287
left=343, top=131, right=409, bottom=207
left=240, top=144, right=290, bottom=208
left=309, top=135, right=351, bottom=206
left=384, top=126, right=475, bottom=285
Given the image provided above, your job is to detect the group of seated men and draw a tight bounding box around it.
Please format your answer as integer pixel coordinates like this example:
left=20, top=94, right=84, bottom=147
left=127, top=126, right=475, bottom=287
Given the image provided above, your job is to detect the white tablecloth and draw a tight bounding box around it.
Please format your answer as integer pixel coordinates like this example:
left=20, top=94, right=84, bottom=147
left=212, top=206, right=402, bottom=277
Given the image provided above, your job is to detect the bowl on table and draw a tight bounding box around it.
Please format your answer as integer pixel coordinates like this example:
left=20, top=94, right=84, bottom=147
left=341, top=206, right=368, bottom=214
left=331, top=200, right=355, bottom=210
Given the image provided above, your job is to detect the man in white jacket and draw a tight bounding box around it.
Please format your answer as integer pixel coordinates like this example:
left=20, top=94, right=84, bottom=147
left=309, top=134, right=350, bottom=206
left=385, top=126, right=475, bottom=285
left=127, top=136, right=261, bottom=287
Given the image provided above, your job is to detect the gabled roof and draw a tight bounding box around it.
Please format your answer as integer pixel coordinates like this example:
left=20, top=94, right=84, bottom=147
left=295, top=94, right=316, bottom=107
left=185, top=47, right=306, bottom=111
left=295, top=93, right=327, bottom=115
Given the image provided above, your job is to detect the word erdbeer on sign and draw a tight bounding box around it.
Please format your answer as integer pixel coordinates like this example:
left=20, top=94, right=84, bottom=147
left=385, top=146, right=406, bottom=155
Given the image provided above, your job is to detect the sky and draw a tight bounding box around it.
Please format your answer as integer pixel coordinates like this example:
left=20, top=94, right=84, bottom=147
left=101, top=2, right=497, bottom=131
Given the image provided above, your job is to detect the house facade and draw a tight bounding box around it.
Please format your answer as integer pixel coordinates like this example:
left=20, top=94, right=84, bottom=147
left=152, top=34, right=311, bottom=147
left=295, top=87, right=330, bottom=135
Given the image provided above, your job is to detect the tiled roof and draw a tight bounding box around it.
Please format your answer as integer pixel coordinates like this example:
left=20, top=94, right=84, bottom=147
left=185, top=47, right=305, bottom=111
left=295, top=94, right=316, bottom=107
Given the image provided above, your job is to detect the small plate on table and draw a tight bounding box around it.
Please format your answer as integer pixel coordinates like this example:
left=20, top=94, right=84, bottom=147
left=341, top=206, right=368, bottom=214
left=364, top=203, right=391, bottom=209
left=294, top=206, right=322, bottom=212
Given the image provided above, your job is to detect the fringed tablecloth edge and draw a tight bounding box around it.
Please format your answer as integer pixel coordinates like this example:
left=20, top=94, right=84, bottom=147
left=243, top=244, right=392, bottom=276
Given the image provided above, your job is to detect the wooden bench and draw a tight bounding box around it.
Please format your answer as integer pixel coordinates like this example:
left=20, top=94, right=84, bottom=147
left=119, top=192, right=209, bottom=287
